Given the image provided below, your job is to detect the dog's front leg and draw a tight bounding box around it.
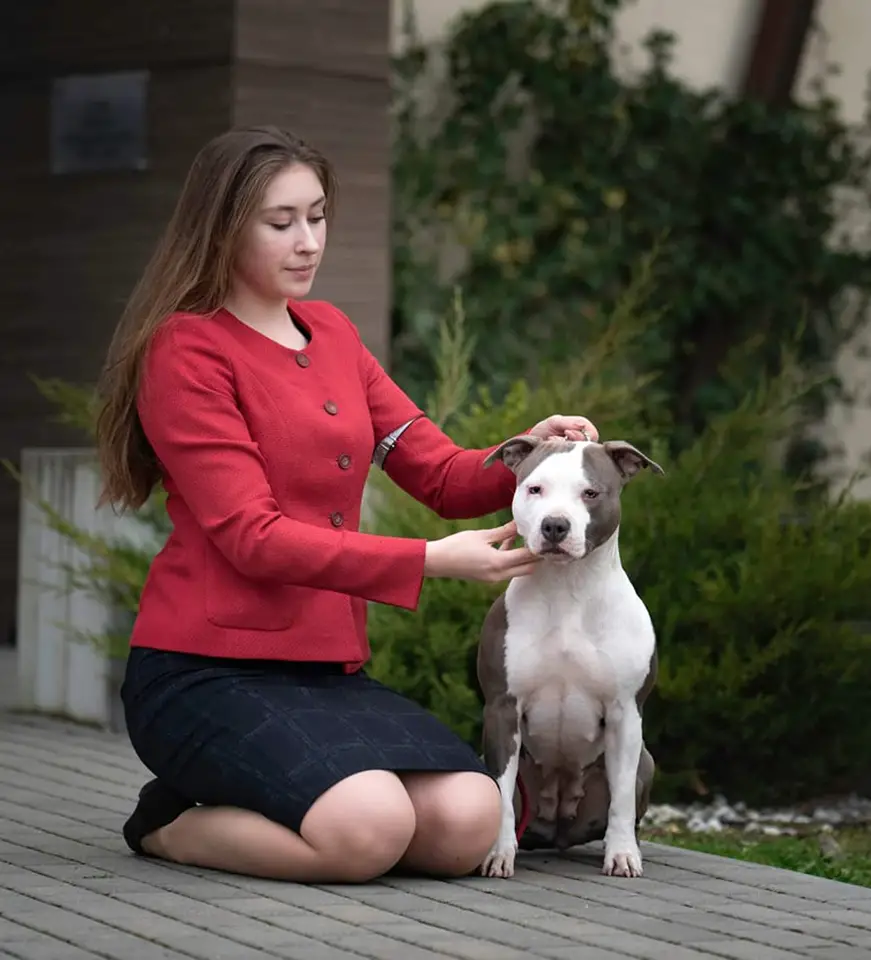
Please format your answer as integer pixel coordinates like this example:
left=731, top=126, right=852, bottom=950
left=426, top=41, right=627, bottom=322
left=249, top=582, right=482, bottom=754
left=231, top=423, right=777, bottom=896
left=602, top=699, right=644, bottom=877
left=480, top=694, right=522, bottom=878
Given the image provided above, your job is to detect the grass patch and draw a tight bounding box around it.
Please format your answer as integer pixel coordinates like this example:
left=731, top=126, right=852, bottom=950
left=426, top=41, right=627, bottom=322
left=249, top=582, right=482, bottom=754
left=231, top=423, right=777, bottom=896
left=641, top=826, right=871, bottom=888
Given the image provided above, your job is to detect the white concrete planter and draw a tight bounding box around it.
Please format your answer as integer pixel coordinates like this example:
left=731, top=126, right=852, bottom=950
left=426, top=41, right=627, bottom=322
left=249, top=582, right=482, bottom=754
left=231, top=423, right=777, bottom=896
left=15, top=448, right=152, bottom=728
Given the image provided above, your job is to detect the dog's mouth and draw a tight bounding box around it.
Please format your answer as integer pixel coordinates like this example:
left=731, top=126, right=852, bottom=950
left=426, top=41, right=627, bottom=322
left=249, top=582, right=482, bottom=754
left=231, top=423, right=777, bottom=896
left=538, top=545, right=576, bottom=561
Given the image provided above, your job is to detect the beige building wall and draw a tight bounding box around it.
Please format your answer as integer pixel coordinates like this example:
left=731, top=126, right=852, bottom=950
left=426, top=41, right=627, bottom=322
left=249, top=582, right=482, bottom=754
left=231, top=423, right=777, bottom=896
left=391, top=0, right=760, bottom=86
left=795, top=1, right=871, bottom=495
left=393, top=0, right=871, bottom=496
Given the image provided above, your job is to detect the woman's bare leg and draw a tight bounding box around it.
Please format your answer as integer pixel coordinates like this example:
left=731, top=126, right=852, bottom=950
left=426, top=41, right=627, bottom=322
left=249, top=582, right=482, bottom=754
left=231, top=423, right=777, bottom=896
left=396, top=771, right=501, bottom=877
left=142, top=770, right=416, bottom=883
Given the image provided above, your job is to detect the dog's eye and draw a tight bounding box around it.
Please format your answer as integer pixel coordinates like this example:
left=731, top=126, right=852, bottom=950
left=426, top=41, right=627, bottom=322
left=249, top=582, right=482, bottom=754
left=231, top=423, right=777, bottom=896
left=527, top=485, right=542, bottom=495
left=583, top=489, right=599, bottom=500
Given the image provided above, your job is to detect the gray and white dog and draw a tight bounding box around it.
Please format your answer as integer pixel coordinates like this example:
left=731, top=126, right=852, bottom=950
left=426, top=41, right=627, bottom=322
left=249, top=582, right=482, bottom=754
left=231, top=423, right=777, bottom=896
left=477, top=436, right=663, bottom=878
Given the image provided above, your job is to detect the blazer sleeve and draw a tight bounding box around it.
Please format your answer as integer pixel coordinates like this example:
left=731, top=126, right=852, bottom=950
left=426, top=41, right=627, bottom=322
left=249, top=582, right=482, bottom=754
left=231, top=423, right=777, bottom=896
left=136, top=320, right=427, bottom=610
left=347, top=319, right=518, bottom=520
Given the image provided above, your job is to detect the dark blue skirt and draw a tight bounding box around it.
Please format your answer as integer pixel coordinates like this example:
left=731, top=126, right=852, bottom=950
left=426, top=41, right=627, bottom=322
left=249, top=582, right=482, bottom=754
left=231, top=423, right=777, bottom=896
left=121, top=647, right=488, bottom=834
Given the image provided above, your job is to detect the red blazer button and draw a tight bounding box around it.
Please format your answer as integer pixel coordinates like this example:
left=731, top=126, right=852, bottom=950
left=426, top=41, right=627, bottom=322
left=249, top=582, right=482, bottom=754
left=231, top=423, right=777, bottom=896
left=330, top=511, right=344, bottom=527
left=324, top=401, right=338, bottom=415
left=338, top=454, right=352, bottom=470
left=296, top=353, right=310, bottom=368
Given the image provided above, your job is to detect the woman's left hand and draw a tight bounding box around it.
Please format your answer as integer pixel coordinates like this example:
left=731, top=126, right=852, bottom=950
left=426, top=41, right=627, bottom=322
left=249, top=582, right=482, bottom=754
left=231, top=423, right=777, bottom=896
left=529, top=414, right=599, bottom=443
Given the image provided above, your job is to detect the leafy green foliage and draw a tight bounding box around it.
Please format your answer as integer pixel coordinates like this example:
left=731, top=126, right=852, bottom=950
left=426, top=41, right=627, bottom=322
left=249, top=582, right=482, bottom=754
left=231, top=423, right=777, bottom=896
left=29, top=375, right=99, bottom=436
left=392, top=0, right=871, bottom=470
left=619, top=397, right=871, bottom=803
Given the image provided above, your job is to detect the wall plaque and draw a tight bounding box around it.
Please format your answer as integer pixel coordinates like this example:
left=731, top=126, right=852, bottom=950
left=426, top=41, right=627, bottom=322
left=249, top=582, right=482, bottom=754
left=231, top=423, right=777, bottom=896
left=51, top=70, right=148, bottom=174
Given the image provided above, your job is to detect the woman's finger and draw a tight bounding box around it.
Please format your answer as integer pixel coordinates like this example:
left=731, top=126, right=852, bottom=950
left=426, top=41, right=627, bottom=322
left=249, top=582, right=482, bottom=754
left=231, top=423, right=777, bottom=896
left=486, top=519, right=518, bottom=544
left=560, top=416, right=598, bottom=442
left=494, top=546, right=539, bottom=568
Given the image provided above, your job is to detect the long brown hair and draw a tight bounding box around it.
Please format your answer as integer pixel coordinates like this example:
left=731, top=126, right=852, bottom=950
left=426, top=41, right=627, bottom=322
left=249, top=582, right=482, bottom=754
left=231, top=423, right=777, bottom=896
left=95, top=126, right=338, bottom=512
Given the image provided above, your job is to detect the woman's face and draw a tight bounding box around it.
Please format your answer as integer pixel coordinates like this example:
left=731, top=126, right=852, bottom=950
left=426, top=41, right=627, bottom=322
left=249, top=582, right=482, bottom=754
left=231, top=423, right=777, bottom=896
left=232, top=162, right=328, bottom=302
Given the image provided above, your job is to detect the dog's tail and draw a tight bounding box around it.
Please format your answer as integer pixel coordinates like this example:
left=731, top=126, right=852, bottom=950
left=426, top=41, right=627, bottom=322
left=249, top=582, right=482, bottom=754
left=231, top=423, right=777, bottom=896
left=515, top=775, right=532, bottom=841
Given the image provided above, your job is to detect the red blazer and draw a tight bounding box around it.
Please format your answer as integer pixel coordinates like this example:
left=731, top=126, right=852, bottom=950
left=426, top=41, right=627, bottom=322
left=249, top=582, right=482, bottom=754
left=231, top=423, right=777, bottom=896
left=131, top=300, right=517, bottom=669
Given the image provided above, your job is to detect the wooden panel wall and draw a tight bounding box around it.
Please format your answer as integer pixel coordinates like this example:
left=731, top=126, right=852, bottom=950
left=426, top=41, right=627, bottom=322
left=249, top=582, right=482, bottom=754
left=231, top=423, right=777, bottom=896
left=1, top=0, right=234, bottom=72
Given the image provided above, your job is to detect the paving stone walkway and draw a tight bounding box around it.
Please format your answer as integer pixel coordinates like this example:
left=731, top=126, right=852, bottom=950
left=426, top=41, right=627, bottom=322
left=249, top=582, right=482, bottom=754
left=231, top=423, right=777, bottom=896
left=1, top=712, right=870, bottom=960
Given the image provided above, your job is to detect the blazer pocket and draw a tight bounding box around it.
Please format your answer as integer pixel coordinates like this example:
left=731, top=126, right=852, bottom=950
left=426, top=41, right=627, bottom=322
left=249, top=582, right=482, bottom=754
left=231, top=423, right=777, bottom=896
left=204, top=548, right=295, bottom=631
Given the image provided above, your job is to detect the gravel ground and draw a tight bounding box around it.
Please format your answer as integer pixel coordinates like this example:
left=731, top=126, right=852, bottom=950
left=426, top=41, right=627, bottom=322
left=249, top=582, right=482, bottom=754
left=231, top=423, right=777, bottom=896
left=643, top=795, right=871, bottom=836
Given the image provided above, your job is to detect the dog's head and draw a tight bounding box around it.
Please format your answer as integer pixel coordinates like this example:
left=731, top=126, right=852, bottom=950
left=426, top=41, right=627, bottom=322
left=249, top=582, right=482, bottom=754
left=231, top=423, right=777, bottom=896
left=485, top=437, right=664, bottom=561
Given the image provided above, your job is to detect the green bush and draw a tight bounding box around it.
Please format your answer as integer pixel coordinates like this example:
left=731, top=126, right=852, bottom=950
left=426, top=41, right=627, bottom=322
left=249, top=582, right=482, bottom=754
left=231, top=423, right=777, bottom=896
left=620, top=395, right=871, bottom=804
left=366, top=285, right=871, bottom=808
left=392, top=0, right=871, bottom=471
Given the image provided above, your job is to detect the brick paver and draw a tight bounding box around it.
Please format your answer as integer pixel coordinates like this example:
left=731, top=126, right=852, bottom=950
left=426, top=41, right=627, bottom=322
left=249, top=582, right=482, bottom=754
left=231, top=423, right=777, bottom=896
left=1, top=712, right=869, bottom=959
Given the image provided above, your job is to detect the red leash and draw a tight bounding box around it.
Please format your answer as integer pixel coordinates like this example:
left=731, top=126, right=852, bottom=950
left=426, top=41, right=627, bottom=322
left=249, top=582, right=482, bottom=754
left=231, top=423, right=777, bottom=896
left=515, top=773, right=532, bottom=841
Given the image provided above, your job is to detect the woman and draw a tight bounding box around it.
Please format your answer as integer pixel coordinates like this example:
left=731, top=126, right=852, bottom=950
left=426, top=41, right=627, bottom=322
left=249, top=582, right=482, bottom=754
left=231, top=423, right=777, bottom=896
left=97, top=125, right=598, bottom=883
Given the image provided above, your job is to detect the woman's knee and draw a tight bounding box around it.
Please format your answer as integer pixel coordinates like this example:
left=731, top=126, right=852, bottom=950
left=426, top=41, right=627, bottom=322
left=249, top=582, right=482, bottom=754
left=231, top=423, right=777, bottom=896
left=409, top=771, right=501, bottom=836
left=301, top=770, right=417, bottom=882
left=402, top=771, right=501, bottom=876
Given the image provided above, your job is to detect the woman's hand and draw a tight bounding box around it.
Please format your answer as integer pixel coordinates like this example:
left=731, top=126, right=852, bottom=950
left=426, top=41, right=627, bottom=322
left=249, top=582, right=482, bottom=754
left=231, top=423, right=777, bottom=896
left=424, top=520, right=539, bottom=583
left=529, top=414, right=599, bottom=443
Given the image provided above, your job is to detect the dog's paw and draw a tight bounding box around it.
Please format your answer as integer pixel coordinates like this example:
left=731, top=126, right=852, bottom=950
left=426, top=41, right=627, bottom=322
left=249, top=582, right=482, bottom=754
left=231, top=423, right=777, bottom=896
left=602, top=839, right=643, bottom=878
left=481, top=842, right=517, bottom=878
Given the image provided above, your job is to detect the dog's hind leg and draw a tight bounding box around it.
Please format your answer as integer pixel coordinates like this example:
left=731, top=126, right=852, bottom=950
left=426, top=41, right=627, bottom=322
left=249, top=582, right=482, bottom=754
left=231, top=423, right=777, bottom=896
left=516, top=756, right=558, bottom=850
left=480, top=695, right=522, bottom=878
left=559, top=767, right=587, bottom=822
left=555, top=768, right=587, bottom=850
left=536, top=769, right=561, bottom=823
left=559, top=760, right=607, bottom=848
left=635, top=745, right=655, bottom=823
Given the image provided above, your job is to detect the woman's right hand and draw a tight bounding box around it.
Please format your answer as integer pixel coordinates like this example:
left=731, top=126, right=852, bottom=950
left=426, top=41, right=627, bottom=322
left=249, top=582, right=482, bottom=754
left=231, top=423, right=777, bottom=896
left=423, top=521, right=540, bottom=583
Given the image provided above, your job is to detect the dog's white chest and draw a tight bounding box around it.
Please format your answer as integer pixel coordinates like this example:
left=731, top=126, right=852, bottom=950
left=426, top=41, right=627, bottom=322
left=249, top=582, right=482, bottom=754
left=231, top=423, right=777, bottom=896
left=503, top=574, right=653, bottom=767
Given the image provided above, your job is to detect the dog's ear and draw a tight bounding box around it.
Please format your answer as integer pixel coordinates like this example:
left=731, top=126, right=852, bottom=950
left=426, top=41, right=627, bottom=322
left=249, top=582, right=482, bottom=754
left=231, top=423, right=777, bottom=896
left=484, top=435, right=543, bottom=473
left=602, top=441, right=665, bottom=481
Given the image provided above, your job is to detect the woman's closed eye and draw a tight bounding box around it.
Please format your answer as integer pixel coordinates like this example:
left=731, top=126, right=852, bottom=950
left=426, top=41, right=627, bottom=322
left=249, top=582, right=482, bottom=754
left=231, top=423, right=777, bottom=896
left=271, top=216, right=325, bottom=231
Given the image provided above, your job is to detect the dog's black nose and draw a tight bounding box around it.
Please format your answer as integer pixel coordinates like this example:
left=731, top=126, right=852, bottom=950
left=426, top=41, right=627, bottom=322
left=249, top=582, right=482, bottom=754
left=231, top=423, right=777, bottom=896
left=541, top=515, right=570, bottom=543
